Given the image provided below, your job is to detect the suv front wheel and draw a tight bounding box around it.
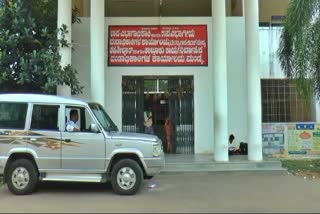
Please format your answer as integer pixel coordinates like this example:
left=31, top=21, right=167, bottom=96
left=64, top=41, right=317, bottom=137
left=111, top=159, right=143, bottom=195
left=6, top=159, right=38, bottom=195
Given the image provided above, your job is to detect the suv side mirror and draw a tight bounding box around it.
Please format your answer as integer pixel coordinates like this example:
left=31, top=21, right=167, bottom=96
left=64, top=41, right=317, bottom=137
left=90, top=123, right=100, bottom=133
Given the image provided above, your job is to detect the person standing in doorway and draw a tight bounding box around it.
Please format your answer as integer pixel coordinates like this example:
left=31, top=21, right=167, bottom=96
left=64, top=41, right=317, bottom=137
left=165, top=117, right=172, bottom=153
left=144, top=106, right=154, bottom=135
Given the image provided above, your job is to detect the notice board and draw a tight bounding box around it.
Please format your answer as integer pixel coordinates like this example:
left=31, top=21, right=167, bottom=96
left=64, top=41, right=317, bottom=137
left=108, top=25, right=208, bottom=66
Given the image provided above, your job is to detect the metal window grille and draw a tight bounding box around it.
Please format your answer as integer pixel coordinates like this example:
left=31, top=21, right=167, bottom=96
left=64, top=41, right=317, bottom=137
left=261, top=79, right=312, bottom=122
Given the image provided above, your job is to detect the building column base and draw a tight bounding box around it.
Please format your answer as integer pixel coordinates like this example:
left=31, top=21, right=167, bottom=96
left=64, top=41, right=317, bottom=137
left=214, top=145, right=229, bottom=162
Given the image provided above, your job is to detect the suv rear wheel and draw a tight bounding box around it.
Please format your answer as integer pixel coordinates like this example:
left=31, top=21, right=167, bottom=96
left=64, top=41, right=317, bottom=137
left=111, top=159, right=143, bottom=195
left=6, top=159, right=38, bottom=195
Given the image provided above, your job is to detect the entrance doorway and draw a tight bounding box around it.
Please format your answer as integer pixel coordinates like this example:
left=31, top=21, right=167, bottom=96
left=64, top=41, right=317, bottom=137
left=122, top=76, right=194, bottom=154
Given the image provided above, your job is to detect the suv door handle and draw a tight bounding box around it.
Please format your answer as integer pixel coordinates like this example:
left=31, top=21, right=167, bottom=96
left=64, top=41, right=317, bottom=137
left=64, top=139, right=71, bottom=143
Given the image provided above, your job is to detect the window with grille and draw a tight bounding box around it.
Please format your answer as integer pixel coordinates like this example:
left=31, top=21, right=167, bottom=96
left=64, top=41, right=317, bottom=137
left=261, top=79, right=312, bottom=122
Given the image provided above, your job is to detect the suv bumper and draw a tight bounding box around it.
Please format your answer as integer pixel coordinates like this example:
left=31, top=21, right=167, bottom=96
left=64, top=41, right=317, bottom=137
left=143, top=152, right=165, bottom=176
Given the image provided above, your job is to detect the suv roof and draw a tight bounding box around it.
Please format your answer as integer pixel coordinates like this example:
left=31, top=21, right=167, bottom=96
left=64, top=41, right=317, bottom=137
left=0, top=94, right=89, bottom=106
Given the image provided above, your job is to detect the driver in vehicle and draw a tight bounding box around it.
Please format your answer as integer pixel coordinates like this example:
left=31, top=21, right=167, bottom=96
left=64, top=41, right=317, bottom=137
left=66, top=109, right=80, bottom=132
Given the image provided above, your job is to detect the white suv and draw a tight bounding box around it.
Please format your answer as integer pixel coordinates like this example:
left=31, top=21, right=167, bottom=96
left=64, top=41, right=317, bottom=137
left=0, top=94, right=164, bottom=195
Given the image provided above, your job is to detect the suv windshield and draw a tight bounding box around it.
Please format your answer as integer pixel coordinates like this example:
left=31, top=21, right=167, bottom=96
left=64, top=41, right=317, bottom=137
left=89, top=103, right=118, bottom=132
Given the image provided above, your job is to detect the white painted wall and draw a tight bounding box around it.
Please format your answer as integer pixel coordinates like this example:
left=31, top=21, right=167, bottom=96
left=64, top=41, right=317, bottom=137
left=226, top=17, right=247, bottom=147
left=72, top=18, right=91, bottom=100
left=312, top=97, right=320, bottom=122
left=257, top=25, right=320, bottom=123
left=259, top=26, right=285, bottom=79
left=72, top=17, right=248, bottom=154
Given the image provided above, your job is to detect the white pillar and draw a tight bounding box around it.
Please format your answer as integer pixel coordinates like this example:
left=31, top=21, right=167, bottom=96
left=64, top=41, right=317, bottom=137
left=91, top=0, right=105, bottom=106
left=212, top=0, right=229, bottom=161
left=245, top=0, right=263, bottom=161
left=57, top=0, right=72, bottom=97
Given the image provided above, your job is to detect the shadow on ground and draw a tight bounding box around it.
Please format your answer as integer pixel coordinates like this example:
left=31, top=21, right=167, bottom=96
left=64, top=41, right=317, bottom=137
left=36, top=181, right=112, bottom=193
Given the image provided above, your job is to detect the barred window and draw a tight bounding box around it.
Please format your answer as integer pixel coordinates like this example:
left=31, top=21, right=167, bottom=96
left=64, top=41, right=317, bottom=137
left=261, top=79, right=312, bottom=122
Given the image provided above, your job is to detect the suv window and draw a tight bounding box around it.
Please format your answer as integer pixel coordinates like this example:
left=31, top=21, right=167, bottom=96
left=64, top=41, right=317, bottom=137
left=31, top=105, right=60, bottom=131
left=0, top=102, right=28, bottom=129
left=65, top=106, right=97, bottom=132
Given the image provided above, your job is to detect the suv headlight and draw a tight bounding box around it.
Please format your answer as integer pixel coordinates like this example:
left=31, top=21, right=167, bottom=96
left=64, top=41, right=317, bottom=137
left=153, top=143, right=162, bottom=157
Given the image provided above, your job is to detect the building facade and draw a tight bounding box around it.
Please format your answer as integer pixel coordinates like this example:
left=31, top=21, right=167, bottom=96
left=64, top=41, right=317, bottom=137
left=57, top=0, right=320, bottom=161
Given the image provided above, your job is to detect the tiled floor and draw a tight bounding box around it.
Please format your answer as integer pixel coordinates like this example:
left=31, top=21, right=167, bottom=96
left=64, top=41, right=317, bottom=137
left=163, top=154, right=284, bottom=172
left=164, top=154, right=276, bottom=164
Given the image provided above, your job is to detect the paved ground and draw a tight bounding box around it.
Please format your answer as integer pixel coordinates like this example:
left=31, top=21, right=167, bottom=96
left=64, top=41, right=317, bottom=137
left=1, top=172, right=320, bottom=213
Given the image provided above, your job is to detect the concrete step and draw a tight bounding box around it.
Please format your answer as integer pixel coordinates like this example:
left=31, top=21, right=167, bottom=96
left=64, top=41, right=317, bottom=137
left=163, top=160, right=286, bottom=173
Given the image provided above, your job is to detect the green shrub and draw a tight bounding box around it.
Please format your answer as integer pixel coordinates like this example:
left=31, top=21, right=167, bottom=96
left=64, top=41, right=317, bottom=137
left=281, top=159, right=320, bottom=174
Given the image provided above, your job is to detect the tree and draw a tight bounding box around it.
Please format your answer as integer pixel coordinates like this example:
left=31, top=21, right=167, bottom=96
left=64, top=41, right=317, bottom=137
left=278, top=0, right=320, bottom=102
left=0, top=0, right=83, bottom=94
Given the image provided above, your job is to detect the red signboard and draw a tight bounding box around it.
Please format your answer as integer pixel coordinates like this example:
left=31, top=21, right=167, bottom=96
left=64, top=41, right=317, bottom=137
left=108, top=25, right=208, bottom=66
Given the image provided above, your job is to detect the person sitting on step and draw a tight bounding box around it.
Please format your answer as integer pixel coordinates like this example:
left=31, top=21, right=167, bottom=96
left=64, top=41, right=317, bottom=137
left=228, top=134, right=240, bottom=155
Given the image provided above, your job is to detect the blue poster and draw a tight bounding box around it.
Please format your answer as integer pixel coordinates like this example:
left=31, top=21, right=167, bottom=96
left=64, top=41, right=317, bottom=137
left=296, top=123, right=315, bottom=130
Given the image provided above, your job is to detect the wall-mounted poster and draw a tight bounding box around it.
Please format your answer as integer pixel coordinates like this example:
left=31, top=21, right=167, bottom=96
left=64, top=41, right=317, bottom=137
left=263, top=123, right=320, bottom=157
left=262, top=133, right=286, bottom=157
left=262, top=124, right=287, bottom=157
left=288, top=123, right=314, bottom=155
left=108, top=25, right=208, bottom=66
left=311, top=131, right=320, bottom=154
